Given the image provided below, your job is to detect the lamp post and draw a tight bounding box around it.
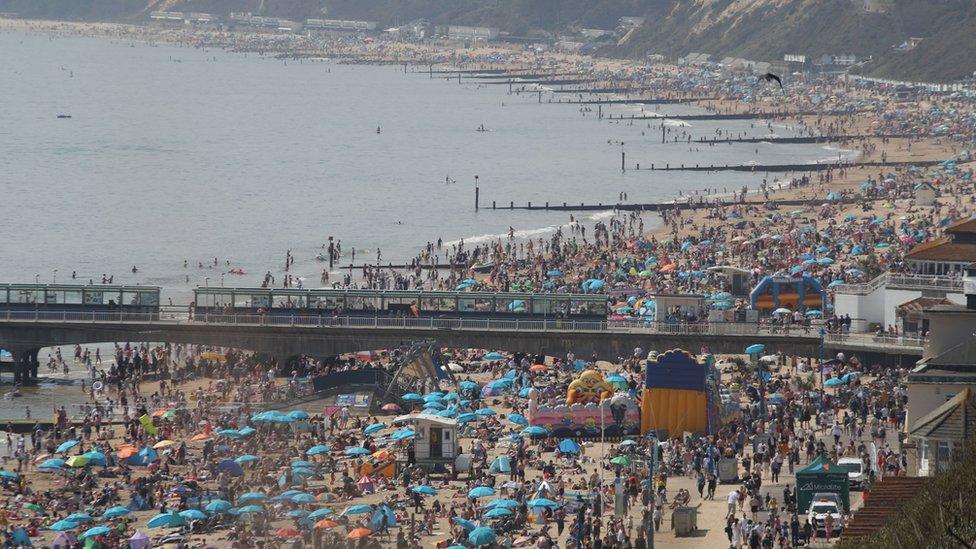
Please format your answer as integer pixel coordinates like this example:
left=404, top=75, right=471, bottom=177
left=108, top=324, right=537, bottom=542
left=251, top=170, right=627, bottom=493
left=34, top=274, right=39, bottom=284
left=53, top=269, right=58, bottom=284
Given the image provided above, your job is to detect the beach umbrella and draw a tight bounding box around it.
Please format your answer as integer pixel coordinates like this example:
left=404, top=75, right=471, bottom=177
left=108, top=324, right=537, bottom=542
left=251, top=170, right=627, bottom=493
left=347, top=528, right=372, bottom=540
left=179, top=509, right=208, bottom=520
left=522, top=426, right=549, bottom=436
left=0, top=470, right=18, bottom=481
left=610, top=456, right=632, bottom=466
left=343, top=504, right=374, bottom=515
left=518, top=387, right=531, bottom=398
left=291, top=467, right=316, bottom=479
left=824, top=378, right=845, bottom=387
left=422, top=401, right=445, bottom=410
left=468, top=486, right=496, bottom=499
left=805, top=310, right=823, bottom=317
left=459, top=380, right=480, bottom=391
left=205, top=500, right=233, bottom=513
left=620, top=440, right=637, bottom=446
left=469, top=526, right=497, bottom=546
left=475, top=408, right=496, bottom=416
left=287, top=410, right=310, bottom=421
left=828, top=280, right=845, bottom=288
left=307, top=508, right=335, bottom=521
left=216, top=459, right=244, bottom=477
left=401, top=393, right=423, bottom=401
left=818, top=257, right=834, bottom=266
left=287, top=510, right=310, bottom=519
left=771, top=307, right=791, bottom=315
left=56, top=440, right=80, bottom=454
left=484, top=352, right=504, bottom=360
left=457, top=413, right=479, bottom=423
left=102, top=506, right=131, bottom=519
left=485, top=499, right=520, bottom=509
left=238, top=492, right=268, bottom=503
left=344, top=447, right=371, bottom=456
left=363, top=423, right=386, bottom=436
left=238, top=426, right=256, bottom=437
left=291, top=460, right=315, bottom=469
left=80, top=526, right=112, bottom=539
left=423, top=393, right=443, bottom=402
left=277, top=528, right=302, bottom=538
left=291, top=493, right=316, bottom=504
left=546, top=269, right=563, bottom=277
left=527, top=498, right=559, bottom=508
left=147, top=512, right=186, bottom=528
left=306, top=445, right=331, bottom=456
left=65, top=513, right=94, bottom=523
left=235, top=454, right=260, bottom=464
left=507, top=413, right=528, bottom=426
left=314, top=519, right=340, bottom=529
left=38, top=458, right=66, bottom=470
left=484, top=508, right=512, bottom=518
left=453, top=517, right=478, bottom=531
left=390, top=429, right=416, bottom=441
left=236, top=505, right=265, bottom=515
left=49, top=520, right=79, bottom=532
left=412, top=485, right=438, bottom=496
left=745, top=344, right=766, bottom=355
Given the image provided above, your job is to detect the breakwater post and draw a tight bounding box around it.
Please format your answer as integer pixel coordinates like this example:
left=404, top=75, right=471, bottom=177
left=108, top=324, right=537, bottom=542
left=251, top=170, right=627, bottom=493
left=475, top=175, right=480, bottom=211
left=621, top=151, right=626, bottom=172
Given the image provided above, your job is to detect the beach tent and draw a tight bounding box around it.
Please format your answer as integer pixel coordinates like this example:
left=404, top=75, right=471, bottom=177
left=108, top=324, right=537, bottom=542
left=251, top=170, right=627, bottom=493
left=488, top=456, right=511, bottom=473
left=129, top=531, right=151, bottom=549
left=796, top=455, right=850, bottom=513
left=127, top=447, right=158, bottom=467
left=558, top=439, right=581, bottom=454
left=368, top=504, right=397, bottom=531
left=357, top=476, right=375, bottom=494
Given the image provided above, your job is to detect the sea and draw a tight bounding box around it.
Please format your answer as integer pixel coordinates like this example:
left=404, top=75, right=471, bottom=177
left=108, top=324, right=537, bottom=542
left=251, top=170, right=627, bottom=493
left=0, top=28, right=857, bottom=419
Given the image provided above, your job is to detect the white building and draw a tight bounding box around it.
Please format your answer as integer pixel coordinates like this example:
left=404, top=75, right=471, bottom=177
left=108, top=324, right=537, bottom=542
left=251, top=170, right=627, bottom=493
left=305, top=19, right=377, bottom=31
left=833, top=273, right=965, bottom=332
left=438, top=25, right=499, bottom=41
left=392, top=413, right=457, bottom=469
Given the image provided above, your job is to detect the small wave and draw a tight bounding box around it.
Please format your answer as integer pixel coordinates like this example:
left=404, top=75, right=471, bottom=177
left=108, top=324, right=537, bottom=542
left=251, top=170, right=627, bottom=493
left=445, top=225, right=563, bottom=247
left=586, top=210, right=616, bottom=221
left=821, top=145, right=856, bottom=153
left=663, top=119, right=690, bottom=127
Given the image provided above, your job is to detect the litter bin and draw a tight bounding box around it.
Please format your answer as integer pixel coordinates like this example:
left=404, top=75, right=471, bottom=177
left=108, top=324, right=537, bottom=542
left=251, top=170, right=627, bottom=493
left=671, top=506, right=698, bottom=536
left=718, top=457, right=739, bottom=484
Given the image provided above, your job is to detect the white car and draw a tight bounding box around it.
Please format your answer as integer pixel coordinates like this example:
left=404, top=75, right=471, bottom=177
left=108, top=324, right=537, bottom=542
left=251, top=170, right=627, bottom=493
left=808, top=500, right=844, bottom=536
left=838, top=457, right=866, bottom=489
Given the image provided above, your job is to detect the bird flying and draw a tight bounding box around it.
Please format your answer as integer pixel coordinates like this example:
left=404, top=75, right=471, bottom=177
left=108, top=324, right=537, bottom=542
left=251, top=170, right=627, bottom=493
left=759, top=72, right=784, bottom=91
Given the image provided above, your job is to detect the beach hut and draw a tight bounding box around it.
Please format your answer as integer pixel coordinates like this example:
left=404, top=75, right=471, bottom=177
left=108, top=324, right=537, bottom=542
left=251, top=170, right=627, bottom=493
left=392, top=413, right=458, bottom=471
left=913, top=182, right=938, bottom=207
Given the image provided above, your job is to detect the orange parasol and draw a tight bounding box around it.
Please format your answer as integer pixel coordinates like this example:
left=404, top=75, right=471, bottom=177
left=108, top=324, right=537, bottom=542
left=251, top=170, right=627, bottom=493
left=314, top=520, right=340, bottom=529
left=190, top=433, right=212, bottom=441
left=117, top=446, right=138, bottom=458
left=347, top=528, right=372, bottom=539
left=277, top=528, right=301, bottom=538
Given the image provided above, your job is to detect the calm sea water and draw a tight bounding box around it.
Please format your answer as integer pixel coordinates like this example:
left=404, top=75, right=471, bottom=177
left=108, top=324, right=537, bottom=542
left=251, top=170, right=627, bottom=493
left=0, top=30, right=856, bottom=306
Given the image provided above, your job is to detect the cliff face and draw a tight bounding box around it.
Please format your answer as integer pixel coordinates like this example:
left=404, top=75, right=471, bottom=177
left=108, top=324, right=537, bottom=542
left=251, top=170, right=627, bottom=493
left=1, top=0, right=973, bottom=82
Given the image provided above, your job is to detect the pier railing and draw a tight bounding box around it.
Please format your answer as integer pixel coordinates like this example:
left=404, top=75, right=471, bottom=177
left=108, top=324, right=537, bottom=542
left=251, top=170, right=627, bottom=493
left=834, top=273, right=963, bottom=295
left=0, top=310, right=925, bottom=351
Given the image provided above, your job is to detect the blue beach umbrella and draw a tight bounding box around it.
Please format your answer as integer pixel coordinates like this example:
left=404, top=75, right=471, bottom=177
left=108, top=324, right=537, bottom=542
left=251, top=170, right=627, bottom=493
left=287, top=510, right=310, bottom=519
left=391, top=429, right=416, bottom=441
left=558, top=439, right=581, bottom=454
left=287, top=410, right=309, bottom=420
left=235, top=454, right=260, bottom=464
left=745, top=344, right=765, bottom=355
left=56, top=440, right=80, bottom=454
left=401, top=393, right=423, bottom=401
left=343, top=504, right=374, bottom=515
left=291, top=493, right=315, bottom=504
left=527, top=498, right=559, bottom=508
left=469, top=526, right=497, bottom=546
left=453, top=517, right=477, bottom=531
left=485, top=499, right=520, bottom=509
left=828, top=280, right=845, bottom=288
left=147, top=512, right=186, bottom=528
left=48, top=520, right=79, bottom=532
left=476, top=408, right=496, bottom=416
left=291, top=460, right=315, bottom=469
left=507, top=413, right=528, bottom=426
left=522, top=426, right=549, bottom=436
left=484, top=508, right=512, bottom=518
left=307, top=508, right=334, bottom=520
left=468, top=486, right=496, bottom=499
left=179, top=509, right=208, bottom=520
left=457, top=413, right=479, bottom=423
left=102, top=506, right=131, bottom=519
left=65, top=513, right=94, bottom=523
left=80, top=526, right=113, bottom=539
left=82, top=451, right=106, bottom=465
left=344, top=447, right=371, bottom=456
left=38, top=458, right=66, bottom=470
left=306, top=445, right=330, bottom=456
left=236, top=505, right=264, bottom=515
left=205, top=500, right=233, bottom=513
left=824, top=378, right=845, bottom=387
left=238, top=492, right=268, bottom=503
left=412, top=485, right=438, bottom=496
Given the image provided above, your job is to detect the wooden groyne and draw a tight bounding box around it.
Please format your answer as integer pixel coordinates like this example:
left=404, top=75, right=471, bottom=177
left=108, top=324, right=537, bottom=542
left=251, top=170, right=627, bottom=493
left=460, top=72, right=584, bottom=80
left=689, top=133, right=913, bottom=145
left=478, top=195, right=882, bottom=213
left=485, top=78, right=599, bottom=86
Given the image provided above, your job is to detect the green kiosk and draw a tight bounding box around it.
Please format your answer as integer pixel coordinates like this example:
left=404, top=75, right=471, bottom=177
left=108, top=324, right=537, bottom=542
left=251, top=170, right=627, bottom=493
left=796, top=455, right=850, bottom=513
